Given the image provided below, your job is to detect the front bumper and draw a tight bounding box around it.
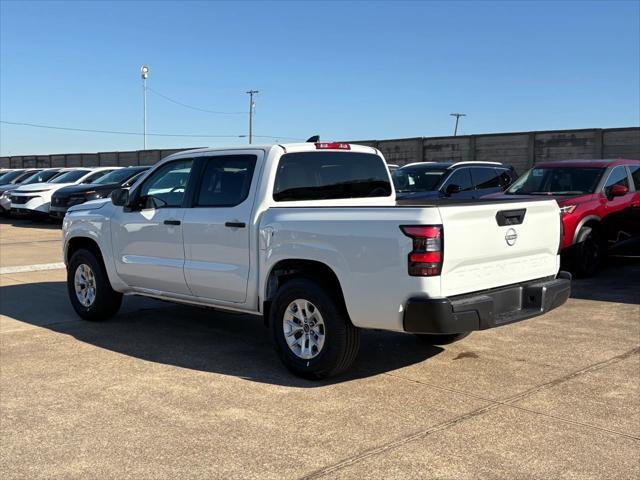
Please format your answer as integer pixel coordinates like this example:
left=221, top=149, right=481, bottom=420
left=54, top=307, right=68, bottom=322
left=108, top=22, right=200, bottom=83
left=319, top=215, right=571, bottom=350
left=49, top=206, right=68, bottom=218
left=403, top=272, right=572, bottom=334
left=11, top=207, right=44, bottom=217
left=10, top=196, right=49, bottom=214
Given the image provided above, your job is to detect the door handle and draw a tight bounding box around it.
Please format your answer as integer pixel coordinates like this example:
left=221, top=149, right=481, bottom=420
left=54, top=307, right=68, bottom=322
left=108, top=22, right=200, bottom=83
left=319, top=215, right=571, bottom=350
left=225, top=221, right=246, bottom=228
left=164, top=219, right=181, bottom=226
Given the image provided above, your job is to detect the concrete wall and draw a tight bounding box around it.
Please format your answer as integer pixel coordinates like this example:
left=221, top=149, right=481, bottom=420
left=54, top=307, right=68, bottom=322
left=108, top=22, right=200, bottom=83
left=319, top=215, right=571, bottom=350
left=351, top=127, right=639, bottom=173
left=2, top=127, right=639, bottom=174
left=0, top=148, right=198, bottom=170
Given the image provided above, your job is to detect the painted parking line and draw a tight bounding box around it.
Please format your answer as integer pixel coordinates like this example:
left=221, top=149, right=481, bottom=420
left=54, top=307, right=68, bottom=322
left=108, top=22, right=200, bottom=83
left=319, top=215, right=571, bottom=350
left=0, top=262, right=66, bottom=275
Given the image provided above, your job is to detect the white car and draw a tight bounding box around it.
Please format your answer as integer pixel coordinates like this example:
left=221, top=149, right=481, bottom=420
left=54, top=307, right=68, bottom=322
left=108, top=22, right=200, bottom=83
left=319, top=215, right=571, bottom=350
left=0, top=168, right=64, bottom=214
left=10, top=167, right=119, bottom=217
left=63, top=142, right=570, bottom=378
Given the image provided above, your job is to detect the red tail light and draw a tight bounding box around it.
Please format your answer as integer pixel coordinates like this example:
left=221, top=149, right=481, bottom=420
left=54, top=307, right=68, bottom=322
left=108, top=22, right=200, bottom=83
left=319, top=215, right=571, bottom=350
left=315, top=142, right=350, bottom=150
left=401, top=225, right=443, bottom=276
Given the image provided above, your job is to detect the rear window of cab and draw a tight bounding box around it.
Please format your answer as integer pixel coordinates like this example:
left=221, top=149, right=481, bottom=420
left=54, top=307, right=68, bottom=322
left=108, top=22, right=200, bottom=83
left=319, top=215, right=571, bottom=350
left=273, top=152, right=392, bottom=202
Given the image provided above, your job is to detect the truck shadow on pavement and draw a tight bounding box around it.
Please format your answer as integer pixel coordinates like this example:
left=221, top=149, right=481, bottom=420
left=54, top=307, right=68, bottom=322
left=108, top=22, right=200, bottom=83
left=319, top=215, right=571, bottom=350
left=1, top=217, right=62, bottom=229
left=0, top=281, right=443, bottom=387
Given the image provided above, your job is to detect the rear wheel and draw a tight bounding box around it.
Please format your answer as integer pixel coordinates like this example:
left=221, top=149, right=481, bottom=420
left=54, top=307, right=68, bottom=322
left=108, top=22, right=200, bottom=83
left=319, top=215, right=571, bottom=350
left=67, top=248, right=122, bottom=321
left=571, top=227, right=604, bottom=277
left=415, top=332, right=471, bottom=345
left=270, top=278, right=360, bottom=379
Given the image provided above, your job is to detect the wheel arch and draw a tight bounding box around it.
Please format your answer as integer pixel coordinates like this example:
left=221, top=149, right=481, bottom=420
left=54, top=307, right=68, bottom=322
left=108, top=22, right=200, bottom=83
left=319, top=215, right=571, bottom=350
left=66, top=236, right=107, bottom=269
left=572, top=215, right=602, bottom=245
left=262, top=259, right=349, bottom=327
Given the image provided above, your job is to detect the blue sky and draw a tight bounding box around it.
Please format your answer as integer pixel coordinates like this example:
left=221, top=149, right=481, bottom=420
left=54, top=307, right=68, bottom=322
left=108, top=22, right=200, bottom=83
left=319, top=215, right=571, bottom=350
left=1, top=0, right=639, bottom=155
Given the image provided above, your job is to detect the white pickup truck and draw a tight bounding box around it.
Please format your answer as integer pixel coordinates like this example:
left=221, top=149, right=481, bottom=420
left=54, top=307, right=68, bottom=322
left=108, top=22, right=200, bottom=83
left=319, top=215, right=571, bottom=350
left=63, top=142, right=571, bottom=378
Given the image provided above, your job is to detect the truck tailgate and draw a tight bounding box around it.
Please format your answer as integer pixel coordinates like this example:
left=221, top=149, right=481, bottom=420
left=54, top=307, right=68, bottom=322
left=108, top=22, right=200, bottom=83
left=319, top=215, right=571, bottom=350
left=438, top=199, right=561, bottom=297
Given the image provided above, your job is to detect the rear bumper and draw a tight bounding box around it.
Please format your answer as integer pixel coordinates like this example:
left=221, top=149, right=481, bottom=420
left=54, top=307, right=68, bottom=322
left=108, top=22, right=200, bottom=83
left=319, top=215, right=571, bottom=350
left=403, top=272, right=572, bottom=334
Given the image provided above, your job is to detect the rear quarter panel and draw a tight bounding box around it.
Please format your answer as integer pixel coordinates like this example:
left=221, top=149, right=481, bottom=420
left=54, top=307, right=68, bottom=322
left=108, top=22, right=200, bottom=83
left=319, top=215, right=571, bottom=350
left=260, top=207, right=443, bottom=332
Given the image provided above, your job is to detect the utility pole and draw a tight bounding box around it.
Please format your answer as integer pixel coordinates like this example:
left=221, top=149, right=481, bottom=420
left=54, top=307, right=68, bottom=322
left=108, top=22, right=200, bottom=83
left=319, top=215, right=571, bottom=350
left=449, top=112, right=466, bottom=136
left=141, top=65, right=150, bottom=149
left=246, top=90, right=259, bottom=144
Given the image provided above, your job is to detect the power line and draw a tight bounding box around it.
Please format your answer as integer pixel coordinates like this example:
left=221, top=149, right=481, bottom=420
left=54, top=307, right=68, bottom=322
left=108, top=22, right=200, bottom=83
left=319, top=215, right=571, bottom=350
left=1, top=120, right=240, bottom=138
left=147, top=87, right=246, bottom=115
left=0, top=120, right=303, bottom=141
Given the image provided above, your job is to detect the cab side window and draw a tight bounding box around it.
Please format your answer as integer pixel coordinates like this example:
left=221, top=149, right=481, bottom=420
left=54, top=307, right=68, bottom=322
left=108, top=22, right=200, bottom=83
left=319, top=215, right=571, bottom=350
left=603, top=166, right=629, bottom=195
left=137, top=159, right=193, bottom=209
left=195, top=155, right=257, bottom=207
left=441, top=168, right=473, bottom=193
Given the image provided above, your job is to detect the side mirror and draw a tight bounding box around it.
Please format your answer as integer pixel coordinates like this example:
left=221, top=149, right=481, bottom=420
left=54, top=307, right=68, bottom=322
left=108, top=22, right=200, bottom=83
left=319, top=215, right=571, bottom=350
left=609, top=184, right=628, bottom=198
left=445, top=184, right=462, bottom=196
left=111, top=188, right=129, bottom=207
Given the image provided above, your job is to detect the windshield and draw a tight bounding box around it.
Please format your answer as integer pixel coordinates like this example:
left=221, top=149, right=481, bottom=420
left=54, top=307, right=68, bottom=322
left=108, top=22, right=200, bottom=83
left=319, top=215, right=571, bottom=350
left=507, top=167, right=605, bottom=195
left=49, top=170, right=90, bottom=184
left=392, top=167, right=447, bottom=192
left=21, top=170, right=61, bottom=185
left=0, top=170, right=28, bottom=184
left=93, top=168, right=139, bottom=185
left=123, top=171, right=146, bottom=187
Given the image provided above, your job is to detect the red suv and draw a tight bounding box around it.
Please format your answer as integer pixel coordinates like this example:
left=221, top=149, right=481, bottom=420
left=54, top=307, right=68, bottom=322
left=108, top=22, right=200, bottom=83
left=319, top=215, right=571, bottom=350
left=494, top=159, right=640, bottom=276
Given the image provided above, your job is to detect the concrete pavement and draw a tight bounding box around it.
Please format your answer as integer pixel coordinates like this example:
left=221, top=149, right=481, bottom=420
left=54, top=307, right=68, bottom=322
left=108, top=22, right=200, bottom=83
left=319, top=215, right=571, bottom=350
left=1, top=218, right=638, bottom=479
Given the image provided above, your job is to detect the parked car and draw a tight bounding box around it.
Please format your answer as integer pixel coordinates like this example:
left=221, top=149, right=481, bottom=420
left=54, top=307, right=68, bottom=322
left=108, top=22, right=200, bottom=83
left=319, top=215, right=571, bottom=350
left=493, top=158, right=640, bottom=276
left=392, top=161, right=517, bottom=200
left=0, top=168, right=41, bottom=188
left=10, top=167, right=118, bottom=218
left=50, top=166, right=150, bottom=219
left=0, top=168, right=63, bottom=215
left=63, top=142, right=570, bottom=379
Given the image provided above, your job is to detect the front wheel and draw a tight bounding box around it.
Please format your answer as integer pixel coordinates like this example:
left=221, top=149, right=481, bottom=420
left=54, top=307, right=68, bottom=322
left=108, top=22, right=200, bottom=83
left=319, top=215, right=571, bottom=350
left=67, top=248, right=122, bottom=321
left=571, top=228, right=604, bottom=278
left=270, top=278, right=360, bottom=379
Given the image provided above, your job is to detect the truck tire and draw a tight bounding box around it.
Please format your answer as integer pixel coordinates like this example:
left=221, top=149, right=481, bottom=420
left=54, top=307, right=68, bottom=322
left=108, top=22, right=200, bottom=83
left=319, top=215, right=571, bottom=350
left=67, top=248, right=122, bottom=321
left=415, top=332, right=470, bottom=345
left=270, top=278, right=360, bottom=379
left=571, top=227, right=604, bottom=278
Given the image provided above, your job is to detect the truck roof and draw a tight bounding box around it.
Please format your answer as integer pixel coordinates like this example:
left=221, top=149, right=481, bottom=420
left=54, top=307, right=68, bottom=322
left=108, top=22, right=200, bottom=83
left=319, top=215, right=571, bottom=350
left=166, top=142, right=379, bottom=159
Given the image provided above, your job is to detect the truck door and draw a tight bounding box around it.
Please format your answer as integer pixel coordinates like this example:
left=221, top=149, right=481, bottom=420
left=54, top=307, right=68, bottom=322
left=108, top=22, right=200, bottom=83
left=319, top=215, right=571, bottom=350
left=181, top=153, right=261, bottom=303
left=111, top=159, right=193, bottom=295
left=627, top=166, right=640, bottom=239
left=601, top=165, right=638, bottom=250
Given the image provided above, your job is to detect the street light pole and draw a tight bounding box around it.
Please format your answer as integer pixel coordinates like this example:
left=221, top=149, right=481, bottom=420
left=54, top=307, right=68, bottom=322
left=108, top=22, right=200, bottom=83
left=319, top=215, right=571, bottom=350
left=246, top=90, right=259, bottom=144
left=449, top=112, right=466, bottom=136
left=141, top=65, right=149, bottom=150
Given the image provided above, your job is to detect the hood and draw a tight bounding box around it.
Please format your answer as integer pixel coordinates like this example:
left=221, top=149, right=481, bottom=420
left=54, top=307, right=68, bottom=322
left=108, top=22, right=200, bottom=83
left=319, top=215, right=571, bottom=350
left=68, top=198, right=110, bottom=213
left=0, top=184, right=18, bottom=194
left=54, top=182, right=118, bottom=197
left=395, top=190, right=442, bottom=200
left=13, top=182, right=72, bottom=193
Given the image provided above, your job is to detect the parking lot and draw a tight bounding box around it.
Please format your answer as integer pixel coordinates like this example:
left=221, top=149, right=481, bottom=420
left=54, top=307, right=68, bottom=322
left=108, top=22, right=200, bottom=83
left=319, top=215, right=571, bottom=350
left=0, top=217, right=638, bottom=479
